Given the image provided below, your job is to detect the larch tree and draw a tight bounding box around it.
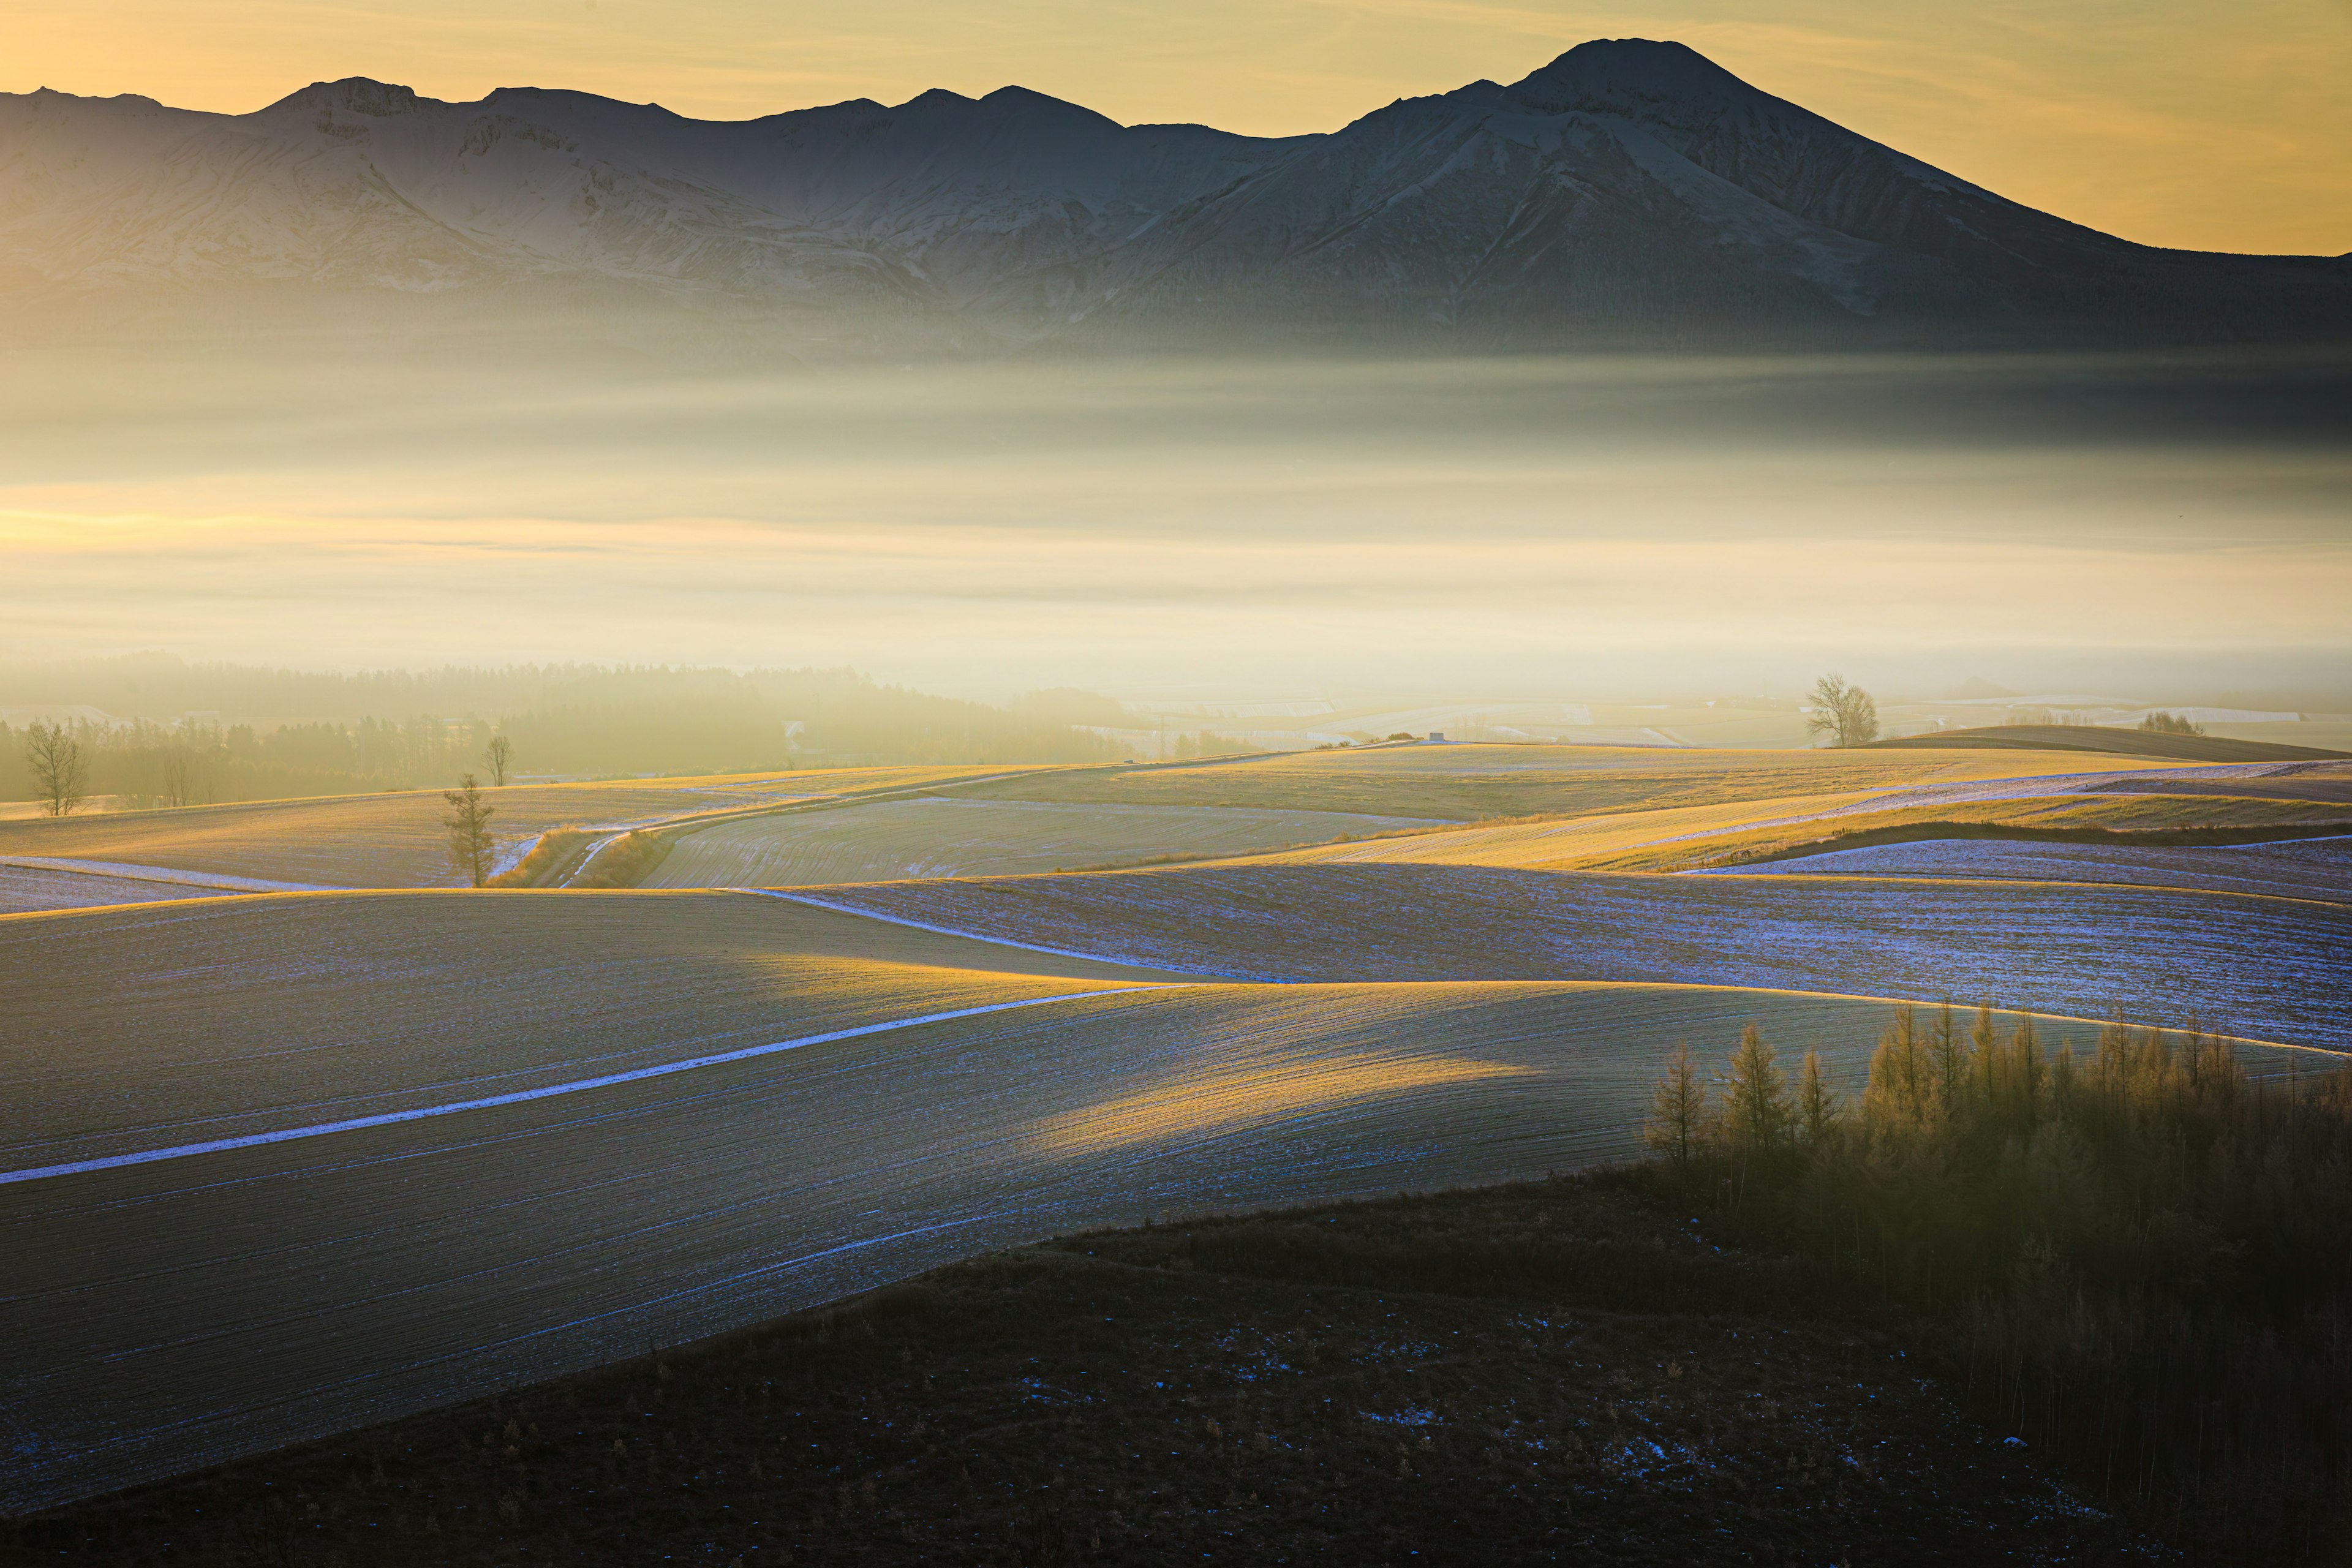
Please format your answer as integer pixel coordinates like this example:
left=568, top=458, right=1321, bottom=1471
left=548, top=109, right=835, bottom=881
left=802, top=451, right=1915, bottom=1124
left=443, top=773, right=497, bottom=888
left=1796, top=1050, right=1842, bottom=1149
left=1722, top=1023, right=1793, bottom=1162
left=1644, top=1042, right=1708, bottom=1174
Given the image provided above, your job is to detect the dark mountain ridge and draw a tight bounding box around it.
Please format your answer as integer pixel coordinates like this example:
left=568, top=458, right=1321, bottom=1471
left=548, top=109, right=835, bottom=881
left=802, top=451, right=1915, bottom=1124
left=2, top=39, right=2343, bottom=351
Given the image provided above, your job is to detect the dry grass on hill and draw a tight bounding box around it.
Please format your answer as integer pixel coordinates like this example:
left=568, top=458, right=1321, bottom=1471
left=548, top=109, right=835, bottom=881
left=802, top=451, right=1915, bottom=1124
left=1580, top=793, right=2350, bottom=872
left=1246, top=788, right=2349, bottom=875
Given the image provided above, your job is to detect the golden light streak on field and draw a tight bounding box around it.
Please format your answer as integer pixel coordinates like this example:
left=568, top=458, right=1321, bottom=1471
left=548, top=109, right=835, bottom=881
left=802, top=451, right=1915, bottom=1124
left=1240, top=783, right=2342, bottom=874
left=1035, top=1051, right=1535, bottom=1155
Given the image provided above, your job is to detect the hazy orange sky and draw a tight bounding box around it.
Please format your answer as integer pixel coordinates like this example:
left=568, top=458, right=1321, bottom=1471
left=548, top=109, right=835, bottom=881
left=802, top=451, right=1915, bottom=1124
left=5, top=1, right=2347, bottom=255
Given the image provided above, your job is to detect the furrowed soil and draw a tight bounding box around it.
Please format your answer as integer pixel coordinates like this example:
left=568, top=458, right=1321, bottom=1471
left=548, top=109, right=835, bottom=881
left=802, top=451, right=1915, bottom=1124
left=1707, top=832, right=2352, bottom=902
left=9, top=1177, right=2150, bottom=1566
left=644, top=799, right=1431, bottom=888
left=947, top=745, right=2143, bottom=821
left=810, top=862, right=2352, bottom=1052
left=3, top=888, right=1948, bottom=1512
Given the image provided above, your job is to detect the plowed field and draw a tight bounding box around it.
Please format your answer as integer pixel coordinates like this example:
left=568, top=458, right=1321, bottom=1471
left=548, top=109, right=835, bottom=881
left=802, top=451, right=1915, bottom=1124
left=949, top=744, right=2160, bottom=820
left=805, top=862, right=2352, bottom=1052
left=0, top=888, right=2125, bottom=1513
left=1710, top=834, right=2352, bottom=902
left=644, top=797, right=1430, bottom=887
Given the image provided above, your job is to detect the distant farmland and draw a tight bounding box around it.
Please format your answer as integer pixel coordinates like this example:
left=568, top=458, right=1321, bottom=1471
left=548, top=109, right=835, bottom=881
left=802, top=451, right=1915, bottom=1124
left=644, top=797, right=1433, bottom=886
left=0, top=764, right=1015, bottom=894
left=947, top=742, right=2168, bottom=820
left=1708, top=833, right=2352, bottom=901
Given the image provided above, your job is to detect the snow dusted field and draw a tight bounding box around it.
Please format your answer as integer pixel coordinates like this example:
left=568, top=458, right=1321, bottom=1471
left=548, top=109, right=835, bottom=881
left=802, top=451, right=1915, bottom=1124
left=1709, top=834, right=2352, bottom=903
left=0, top=863, right=252, bottom=914
left=7, top=747, right=2345, bottom=1513
left=0, top=890, right=1997, bottom=1512
left=812, top=862, right=2352, bottom=1053
left=646, top=797, right=1432, bottom=888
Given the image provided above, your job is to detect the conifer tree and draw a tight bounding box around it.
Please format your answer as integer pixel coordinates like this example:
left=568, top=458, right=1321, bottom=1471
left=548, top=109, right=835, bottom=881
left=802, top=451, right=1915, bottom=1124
left=1722, top=1024, right=1792, bottom=1160
left=1645, top=1042, right=1708, bottom=1174
left=1931, top=1001, right=1962, bottom=1115
left=442, top=773, right=497, bottom=888
left=1796, top=1050, right=1842, bottom=1150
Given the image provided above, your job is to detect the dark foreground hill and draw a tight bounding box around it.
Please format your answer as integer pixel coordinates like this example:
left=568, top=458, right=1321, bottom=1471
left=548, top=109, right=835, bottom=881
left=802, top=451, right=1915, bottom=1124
left=1865, top=724, right=2352, bottom=763
left=4, top=39, right=2347, bottom=353
left=12, top=1178, right=2153, bottom=1567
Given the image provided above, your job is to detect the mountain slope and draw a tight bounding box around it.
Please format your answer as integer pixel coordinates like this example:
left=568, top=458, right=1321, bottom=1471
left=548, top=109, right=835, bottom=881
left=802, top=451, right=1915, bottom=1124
left=2, top=39, right=2344, bottom=349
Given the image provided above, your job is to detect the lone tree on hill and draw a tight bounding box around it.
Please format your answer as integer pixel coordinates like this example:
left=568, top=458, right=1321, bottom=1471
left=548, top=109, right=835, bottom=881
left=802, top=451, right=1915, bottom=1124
left=484, top=732, right=514, bottom=786
left=24, top=722, right=89, bottom=817
left=443, top=773, right=496, bottom=888
left=1804, top=674, right=1879, bottom=747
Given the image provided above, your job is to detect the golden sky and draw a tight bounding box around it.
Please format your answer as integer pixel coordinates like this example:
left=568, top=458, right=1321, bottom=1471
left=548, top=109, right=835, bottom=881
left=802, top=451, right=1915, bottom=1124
left=5, top=1, right=2348, bottom=255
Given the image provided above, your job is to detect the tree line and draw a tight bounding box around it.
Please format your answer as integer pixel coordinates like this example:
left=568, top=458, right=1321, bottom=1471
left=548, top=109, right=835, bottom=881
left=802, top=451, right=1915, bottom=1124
left=1645, top=1007, right=2352, bottom=1559
left=2, top=665, right=1114, bottom=809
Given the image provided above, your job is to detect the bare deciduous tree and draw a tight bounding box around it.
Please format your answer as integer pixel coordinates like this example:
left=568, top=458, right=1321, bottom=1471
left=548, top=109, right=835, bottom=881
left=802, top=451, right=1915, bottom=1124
left=25, top=722, right=89, bottom=817
left=484, top=733, right=514, bottom=787
left=443, top=773, right=497, bottom=888
left=1804, top=674, right=1879, bottom=748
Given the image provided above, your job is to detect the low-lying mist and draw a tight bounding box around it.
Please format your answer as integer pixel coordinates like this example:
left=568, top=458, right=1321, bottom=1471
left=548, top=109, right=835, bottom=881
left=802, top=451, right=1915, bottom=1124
left=3, top=329, right=2345, bottom=702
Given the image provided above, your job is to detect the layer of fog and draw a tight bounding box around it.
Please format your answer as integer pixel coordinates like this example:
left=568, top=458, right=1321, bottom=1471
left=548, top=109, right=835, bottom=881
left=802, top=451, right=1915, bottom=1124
left=2, top=336, right=2345, bottom=703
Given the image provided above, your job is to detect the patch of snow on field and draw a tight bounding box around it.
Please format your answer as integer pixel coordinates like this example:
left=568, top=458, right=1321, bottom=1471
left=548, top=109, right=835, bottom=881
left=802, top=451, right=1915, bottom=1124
left=818, top=864, right=2352, bottom=1053
left=1708, top=834, right=2352, bottom=903
left=0, top=856, right=337, bottom=894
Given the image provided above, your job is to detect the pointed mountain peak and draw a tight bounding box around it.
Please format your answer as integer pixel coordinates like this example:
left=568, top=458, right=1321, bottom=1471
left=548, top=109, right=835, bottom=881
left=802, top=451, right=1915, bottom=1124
left=1508, top=38, right=1758, bottom=114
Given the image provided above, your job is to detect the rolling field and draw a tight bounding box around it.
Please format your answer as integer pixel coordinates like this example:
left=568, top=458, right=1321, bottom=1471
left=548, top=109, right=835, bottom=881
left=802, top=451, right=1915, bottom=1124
left=948, top=743, right=2166, bottom=820
left=0, top=765, right=1021, bottom=894
left=1709, top=833, right=2352, bottom=902
left=0, top=886, right=2055, bottom=1512
left=1249, top=775, right=2352, bottom=874
left=14, top=743, right=2348, bottom=1519
left=806, top=861, right=2352, bottom=1052
left=643, top=797, right=1433, bottom=887
left=0, top=864, right=260, bottom=914
left=1866, top=724, right=2351, bottom=763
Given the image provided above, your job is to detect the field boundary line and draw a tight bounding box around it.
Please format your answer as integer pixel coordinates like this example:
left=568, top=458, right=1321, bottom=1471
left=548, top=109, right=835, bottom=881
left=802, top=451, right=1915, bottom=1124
left=0, top=986, right=1180, bottom=1188
left=737, top=888, right=1269, bottom=979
